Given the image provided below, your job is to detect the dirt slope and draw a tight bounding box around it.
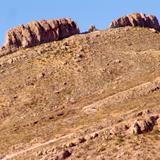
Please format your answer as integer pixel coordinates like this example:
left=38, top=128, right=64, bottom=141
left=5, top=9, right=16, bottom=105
left=0, top=27, right=160, bottom=160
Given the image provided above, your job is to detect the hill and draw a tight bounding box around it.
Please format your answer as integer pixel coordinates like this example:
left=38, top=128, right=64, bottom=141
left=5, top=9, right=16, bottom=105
left=0, top=27, right=160, bottom=160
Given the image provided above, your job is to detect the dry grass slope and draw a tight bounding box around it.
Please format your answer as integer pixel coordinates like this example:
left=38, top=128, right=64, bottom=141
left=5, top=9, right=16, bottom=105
left=0, top=27, right=160, bottom=159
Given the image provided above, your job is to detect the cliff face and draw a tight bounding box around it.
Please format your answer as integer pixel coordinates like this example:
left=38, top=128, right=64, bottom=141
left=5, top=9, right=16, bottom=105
left=3, top=18, right=80, bottom=49
left=110, top=13, right=160, bottom=31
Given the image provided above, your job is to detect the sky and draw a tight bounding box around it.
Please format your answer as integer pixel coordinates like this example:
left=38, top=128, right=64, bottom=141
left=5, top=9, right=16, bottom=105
left=0, top=0, right=160, bottom=45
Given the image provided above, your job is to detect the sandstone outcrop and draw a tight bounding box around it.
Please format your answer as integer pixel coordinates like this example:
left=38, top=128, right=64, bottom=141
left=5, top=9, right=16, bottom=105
left=2, top=18, right=80, bottom=50
left=109, top=13, right=160, bottom=31
left=88, top=25, right=97, bottom=33
left=130, top=115, right=159, bottom=135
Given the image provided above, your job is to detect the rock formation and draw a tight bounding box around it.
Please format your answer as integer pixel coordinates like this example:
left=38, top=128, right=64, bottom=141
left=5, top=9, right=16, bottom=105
left=109, top=13, right=160, bottom=31
left=2, top=18, right=80, bottom=50
left=88, top=25, right=97, bottom=33
left=130, top=115, right=159, bottom=135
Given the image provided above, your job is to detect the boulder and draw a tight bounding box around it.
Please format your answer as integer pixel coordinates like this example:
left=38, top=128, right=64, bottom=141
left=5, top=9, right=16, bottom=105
left=109, top=13, right=160, bottom=31
left=88, top=25, right=97, bottom=33
left=55, top=149, right=72, bottom=160
left=130, top=115, right=159, bottom=135
left=131, top=122, right=142, bottom=135
left=3, top=18, right=80, bottom=50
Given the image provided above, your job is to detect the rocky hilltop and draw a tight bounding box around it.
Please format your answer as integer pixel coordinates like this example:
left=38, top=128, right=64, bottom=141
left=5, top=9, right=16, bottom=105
left=110, top=13, right=160, bottom=31
left=2, top=18, right=79, bottom=51
left=1, top=13, right=160, bottom=56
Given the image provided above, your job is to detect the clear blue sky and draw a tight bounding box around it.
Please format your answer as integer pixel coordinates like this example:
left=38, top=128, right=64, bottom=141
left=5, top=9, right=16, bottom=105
left=0, top=0, right=160, bottom=46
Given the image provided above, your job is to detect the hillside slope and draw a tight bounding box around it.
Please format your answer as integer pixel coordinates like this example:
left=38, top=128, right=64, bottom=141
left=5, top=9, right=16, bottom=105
left=0, top=27, right=160, bottom=160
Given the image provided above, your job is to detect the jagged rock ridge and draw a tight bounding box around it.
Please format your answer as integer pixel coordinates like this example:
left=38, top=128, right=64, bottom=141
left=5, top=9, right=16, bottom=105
left=3, top=18, right=80, bottom=50
left=109, top=13, right=160, bottom=30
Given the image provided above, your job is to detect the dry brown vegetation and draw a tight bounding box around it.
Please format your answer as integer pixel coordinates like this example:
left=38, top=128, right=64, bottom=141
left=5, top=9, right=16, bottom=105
left=0, top=27, right=160, bottom=159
